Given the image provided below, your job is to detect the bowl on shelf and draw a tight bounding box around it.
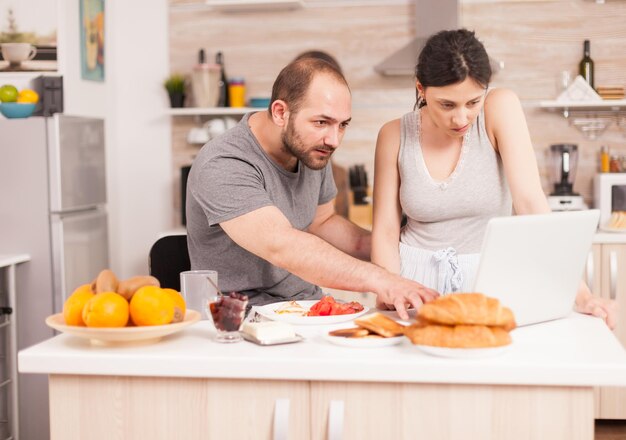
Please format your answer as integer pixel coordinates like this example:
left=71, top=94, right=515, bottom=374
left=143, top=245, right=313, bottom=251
left=0, top=102, right=36, bottom=119
left=249, top=97, right=271, bottom=108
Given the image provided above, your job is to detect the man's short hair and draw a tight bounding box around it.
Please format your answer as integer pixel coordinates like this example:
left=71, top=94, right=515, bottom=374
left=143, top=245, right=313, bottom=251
left=293, top=50, right=343, bottom=74
left=269, top=58, right=349, bottom=116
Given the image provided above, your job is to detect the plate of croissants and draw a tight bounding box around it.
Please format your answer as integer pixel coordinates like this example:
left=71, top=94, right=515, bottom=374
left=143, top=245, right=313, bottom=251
left=404, top=293, right=516, bottom=358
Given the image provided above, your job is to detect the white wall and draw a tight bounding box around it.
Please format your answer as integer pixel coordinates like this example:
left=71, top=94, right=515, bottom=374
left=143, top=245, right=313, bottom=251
left=58, top=0, right=173, bottom=278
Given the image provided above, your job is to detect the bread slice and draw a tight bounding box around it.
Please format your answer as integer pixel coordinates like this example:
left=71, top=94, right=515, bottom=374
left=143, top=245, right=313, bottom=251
left=418, top=293, right=516, bottom=330
left=354, top=313, right=406, bottom=338
left=328, top=327, right=370, bottom=338
left=404, top=323, right=512, bottom=348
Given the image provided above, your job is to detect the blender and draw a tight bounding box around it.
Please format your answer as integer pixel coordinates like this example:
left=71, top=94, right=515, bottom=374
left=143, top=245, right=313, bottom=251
left=547, top=144, right=588, bottom=211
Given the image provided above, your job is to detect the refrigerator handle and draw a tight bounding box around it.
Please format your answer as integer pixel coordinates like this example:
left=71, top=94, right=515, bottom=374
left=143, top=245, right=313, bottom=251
left=50, top=216, right=67, bottom=313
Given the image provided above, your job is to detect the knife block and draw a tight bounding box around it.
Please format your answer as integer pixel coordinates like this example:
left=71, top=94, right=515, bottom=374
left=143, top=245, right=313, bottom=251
left=348, top=189, right=372, bottom=230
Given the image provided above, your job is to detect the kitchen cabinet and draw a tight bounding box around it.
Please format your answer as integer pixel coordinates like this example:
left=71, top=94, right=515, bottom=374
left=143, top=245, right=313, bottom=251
left=46, top=372, right=595, bottom=440
left=587, top=241, right=626, bottom=419
left=49, top=376, right=310, bottom=439
left=0, top=255, right=30, bottom=440
left=310, top=382, right=592, bottom=440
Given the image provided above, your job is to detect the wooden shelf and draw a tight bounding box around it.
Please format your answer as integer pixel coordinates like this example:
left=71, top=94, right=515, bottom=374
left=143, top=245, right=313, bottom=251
left=539, top=100, right=626, bottom=140
left=167, top=107, right=258, bottom=116
left=540, top=100, right=626, bottom=112
left=204, top=0, right=303, bottom=12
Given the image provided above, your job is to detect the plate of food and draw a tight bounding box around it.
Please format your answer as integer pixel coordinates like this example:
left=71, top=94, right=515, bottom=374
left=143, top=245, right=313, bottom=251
left=404, top=293, right=515, bottom=359
left=45, top=309, right=201, bottom=346
left=599, top=225, right=626, bottom=233
left=412, top=344, right=511, bottom=359
left=324, top=333, right=405, bottom=348
left=256, top=296, right=368, bottom=325
left=323, top=312, right=407, bottom=348
left=599, top=211, right=626, bottom=233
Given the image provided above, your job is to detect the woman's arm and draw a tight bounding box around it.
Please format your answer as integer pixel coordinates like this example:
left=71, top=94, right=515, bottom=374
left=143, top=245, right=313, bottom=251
left=371, top=119, right=403, bottom=274
left=486, top=89, right=617, bottom=329
left=484, top=88, right=551, bottom=215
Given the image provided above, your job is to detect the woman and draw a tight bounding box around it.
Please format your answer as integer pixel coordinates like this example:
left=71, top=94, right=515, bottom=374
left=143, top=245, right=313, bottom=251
left=371, top=29, right=616, bottom=328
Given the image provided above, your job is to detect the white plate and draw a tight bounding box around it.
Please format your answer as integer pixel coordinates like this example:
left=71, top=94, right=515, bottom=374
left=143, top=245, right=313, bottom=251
left=414, top=344, right=511, bottom=359
left=256, top=300, right=369, bottom=325
left=45, top=310, right=201, bottom=346
left=599, top=225, right=626, bottom=234
left=323, top=333, right=404, bottom=348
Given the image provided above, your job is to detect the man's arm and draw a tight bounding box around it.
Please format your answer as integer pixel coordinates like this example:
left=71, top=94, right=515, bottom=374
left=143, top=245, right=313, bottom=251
left=220, top=205, right=438, bottom=319
left=307, top=200, right=371, bottom=261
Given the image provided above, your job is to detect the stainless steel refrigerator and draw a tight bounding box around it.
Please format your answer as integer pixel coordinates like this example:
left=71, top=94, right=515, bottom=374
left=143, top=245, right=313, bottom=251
left=0, top=114, right=109, bottom=440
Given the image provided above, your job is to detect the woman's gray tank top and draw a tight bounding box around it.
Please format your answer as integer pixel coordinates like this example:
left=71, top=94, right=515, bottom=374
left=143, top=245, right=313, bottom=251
left=398, top=104, right=512, bottom=254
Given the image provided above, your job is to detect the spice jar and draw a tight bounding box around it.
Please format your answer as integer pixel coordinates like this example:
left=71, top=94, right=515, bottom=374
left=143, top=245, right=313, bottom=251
left=609, top=155, right=622, bottom=173
left=600, top=146, right=610, bottom=173
left=228, top=77, right=246, bottom=107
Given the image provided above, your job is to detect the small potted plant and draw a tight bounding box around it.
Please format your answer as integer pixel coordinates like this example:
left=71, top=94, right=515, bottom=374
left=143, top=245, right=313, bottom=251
left=164, top=73, right=186, bottom=108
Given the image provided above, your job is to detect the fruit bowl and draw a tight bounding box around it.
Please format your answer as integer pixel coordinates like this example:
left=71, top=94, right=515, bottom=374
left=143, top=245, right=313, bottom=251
left=45, top=309, right=201, bottom=346
left=0, top=102, right=36, bottom=119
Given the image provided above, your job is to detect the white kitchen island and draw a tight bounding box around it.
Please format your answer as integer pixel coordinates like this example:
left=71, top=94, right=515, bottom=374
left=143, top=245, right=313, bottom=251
left=19, top=312, right=626, bottom=440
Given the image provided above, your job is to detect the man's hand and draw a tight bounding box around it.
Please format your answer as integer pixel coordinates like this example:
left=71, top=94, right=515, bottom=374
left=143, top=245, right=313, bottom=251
left=575, top=294, right=618, bottom=330
left=375, top=276, right=439, bottom=320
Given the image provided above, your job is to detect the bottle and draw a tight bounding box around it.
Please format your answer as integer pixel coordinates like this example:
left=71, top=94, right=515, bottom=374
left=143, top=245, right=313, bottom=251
left=216, top=51, right=229, bottom=107
left=228, top=77, right=246, bottom=108
left=600, top=146, right=610, bottom=173
left=578, top=40, right=594, bottom=89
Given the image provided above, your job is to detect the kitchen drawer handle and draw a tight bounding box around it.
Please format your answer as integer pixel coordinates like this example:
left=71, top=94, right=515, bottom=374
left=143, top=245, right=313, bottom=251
left=273, top=398, right=290, bottom=440
left=586, top=251, right=594, bottom=290
left=328, top=400, right=344, bottom=440
left=610, top=251, right=618, bottom=300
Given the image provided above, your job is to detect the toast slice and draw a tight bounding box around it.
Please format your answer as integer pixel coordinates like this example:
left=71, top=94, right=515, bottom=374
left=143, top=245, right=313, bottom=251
left=328, top=327, right=370, bottom=338
left=354, top=313, right=406, bottom=338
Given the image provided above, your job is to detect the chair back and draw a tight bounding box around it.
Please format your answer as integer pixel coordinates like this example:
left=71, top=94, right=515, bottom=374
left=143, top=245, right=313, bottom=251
left=149, top=234, right=190, bottom=291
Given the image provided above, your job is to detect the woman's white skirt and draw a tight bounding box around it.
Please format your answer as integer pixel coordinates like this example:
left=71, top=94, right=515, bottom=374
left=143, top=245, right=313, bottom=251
left=399, top=242, right=481, bottom=295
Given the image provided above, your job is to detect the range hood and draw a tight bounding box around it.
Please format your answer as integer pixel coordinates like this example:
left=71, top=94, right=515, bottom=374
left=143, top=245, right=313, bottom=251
left=375, top=0, right=502, bottom=76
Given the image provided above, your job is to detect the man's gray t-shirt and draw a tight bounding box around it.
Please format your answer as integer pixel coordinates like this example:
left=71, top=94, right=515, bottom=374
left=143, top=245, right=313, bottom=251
left=186, top=113, right=337, bottom=307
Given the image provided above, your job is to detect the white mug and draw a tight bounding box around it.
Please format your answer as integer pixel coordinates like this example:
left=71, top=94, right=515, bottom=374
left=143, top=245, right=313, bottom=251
left=1, top=43, right=37, bottom=64
left=180, top=270, right=218, bottom=319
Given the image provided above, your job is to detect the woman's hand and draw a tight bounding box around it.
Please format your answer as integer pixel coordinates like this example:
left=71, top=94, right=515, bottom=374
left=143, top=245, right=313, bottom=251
left=575, top=282, right=618, bottom=329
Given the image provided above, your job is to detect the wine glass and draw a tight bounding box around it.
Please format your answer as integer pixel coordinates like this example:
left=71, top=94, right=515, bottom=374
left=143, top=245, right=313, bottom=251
left=556, top=70, right=573, bottom=97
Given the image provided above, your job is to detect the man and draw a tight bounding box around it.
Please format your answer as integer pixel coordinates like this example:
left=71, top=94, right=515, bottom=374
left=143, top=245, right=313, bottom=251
left=186, top=57, right=438, bottom=319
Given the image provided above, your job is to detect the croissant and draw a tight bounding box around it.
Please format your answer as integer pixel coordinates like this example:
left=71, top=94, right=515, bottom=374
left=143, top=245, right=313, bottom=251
left=404, top=322, right=512, bottom=348
left=419, top=293, right=516, bottom=331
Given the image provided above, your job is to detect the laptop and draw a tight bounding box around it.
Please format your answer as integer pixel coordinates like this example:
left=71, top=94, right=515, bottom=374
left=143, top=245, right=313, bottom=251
left=473, top=209, right=600, bottom=326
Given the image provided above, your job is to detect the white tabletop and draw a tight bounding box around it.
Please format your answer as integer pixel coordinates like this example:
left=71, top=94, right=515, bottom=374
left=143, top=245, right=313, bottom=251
left=18, top=312, right=626, bottom=387
left=594, top=232, right=626, bottom=244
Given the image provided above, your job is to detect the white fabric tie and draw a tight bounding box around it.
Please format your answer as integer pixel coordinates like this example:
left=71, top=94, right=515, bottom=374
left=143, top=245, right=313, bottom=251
left=433, top=247, right=463, bottom=294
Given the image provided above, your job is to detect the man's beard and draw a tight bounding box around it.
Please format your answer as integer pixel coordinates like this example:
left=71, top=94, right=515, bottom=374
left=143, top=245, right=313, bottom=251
left=281, top=120, right=334, bottom=171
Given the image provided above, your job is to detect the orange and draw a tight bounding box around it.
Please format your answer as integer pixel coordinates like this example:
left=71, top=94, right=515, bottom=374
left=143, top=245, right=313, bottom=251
left=63, top=284, right=95, bottom=326
left=82, top=292, right=129, bottom=327
left=129, top=286, right=175, bottom=326
left=162, top=288, right=186, bottom=323
left=16, top=89, right=39, bottom=104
